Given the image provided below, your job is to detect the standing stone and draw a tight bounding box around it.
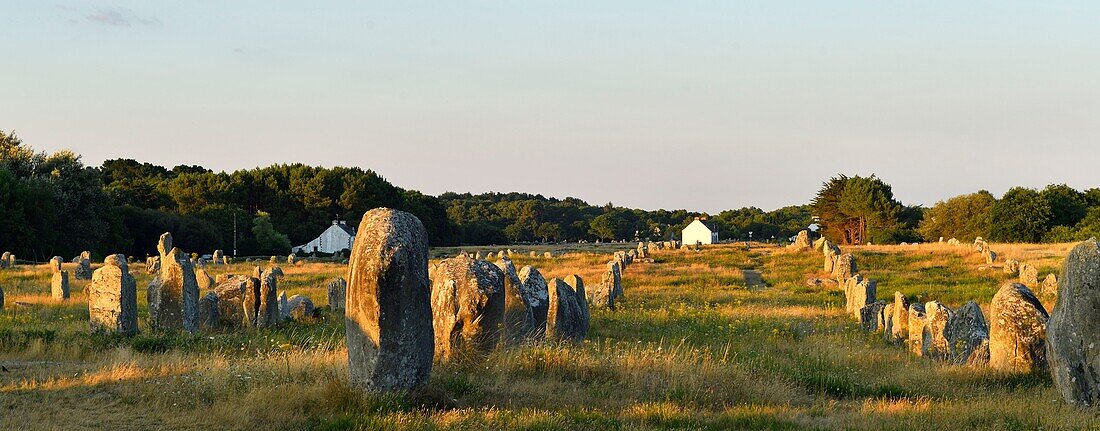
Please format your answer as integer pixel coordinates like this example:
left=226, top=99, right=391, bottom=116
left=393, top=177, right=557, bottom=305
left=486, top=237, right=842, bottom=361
left=517, top=265, right=551, bottom=340
left=589, top=261, right=620, bottom=310
left=0, top=286, right=3, bottom=309
left=946, top=301, right=990, bottom=366
left=287, top=254, right=296, bottom=265
left=279, top=291, right=289, bottom=320
left=789, top=230, right=812, bottom=251
left=88, top=254, right=138, bottom=335
left=328, top=277, right=347, bottom=313
left=1003, top=259, right=1020, bottom=275
left=989, top=282, right=1049, bottom=373
left=49, top=256, right=70, bottom=300
left=637, top=242, right=649, bottom=259
left=211, top=276, right=249, bottom=327
left=286, top=294, right=315, bottom=320
left=75, top=251, right=92, bottom=280
left=908, top=303, right=928, bottom=356
left=0, top=252, right=8, bottom=269
left=833, top=254, right=857, bottom=283
left=1041, top=274, right=1058, bottom=297
left=212, top=250, right=223, bottom=265
left=546, top=278, right=585, bottom=342
left=1019, top=264, right=1039, bottom=286
left=823, top=250, right=838, bottom=274
left=429, top=255, right=505, bottom=360
left=242, top=274, right=262, bottom=327
left=495, top=257, right=532, bottom=345
left=194, top=259, right=214, bottom=291
left=540, top=251, right=551, bottom=259
left=921, top=301, right=954, bottom=361
left=1048, top=239, right=1100, bottom=407
left=844, top=275, right=876, bottom=319
left=474, top=251, right=483, bottom=260
left=614, top=251, right=628, bottom=272
left=983, top=248, right=998, bottom=264
left=198, top=292, right=220, bottom=330
left=257, top=269, right=280, bottom=327
left=146, top=256, right=160, bottom=274
left=529, top=251, right=537, bottom=258
left=345, top=208, right=434, bottom=393
left=948, top=238, right=960, bottom=245
left=812, top=237, right=826, bottom=252
left=859, top=300, right=887, bottom=332
left=886, top=292, right=910, bottom=344
left=147, top=233, right=200, bottom=333
left=564, top=275, right=589, bottom=339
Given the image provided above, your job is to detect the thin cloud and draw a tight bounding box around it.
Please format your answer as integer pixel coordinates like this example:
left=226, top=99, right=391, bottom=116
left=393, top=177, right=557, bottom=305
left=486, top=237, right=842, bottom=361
left=79, top=6, right=161, bottom=28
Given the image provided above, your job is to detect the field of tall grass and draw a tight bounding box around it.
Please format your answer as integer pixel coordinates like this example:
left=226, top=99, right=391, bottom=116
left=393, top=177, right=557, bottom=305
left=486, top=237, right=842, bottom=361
left=1, top=242, right=1095, bottom=430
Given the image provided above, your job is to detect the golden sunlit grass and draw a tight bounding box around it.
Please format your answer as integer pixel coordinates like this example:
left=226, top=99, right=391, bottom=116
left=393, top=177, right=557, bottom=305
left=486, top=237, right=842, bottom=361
left=1, top=242, right=1097, bottom=429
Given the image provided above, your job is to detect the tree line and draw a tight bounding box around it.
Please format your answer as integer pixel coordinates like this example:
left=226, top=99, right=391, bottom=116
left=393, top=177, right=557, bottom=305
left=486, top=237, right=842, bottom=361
left=4, top=130, right=1095, bottom=259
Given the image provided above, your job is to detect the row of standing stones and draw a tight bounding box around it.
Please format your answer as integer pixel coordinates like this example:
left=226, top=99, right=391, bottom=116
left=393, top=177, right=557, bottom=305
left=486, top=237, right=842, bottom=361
left=347, top=208, right=643, bottom=392
left=4, top=207, right=636, bottom=393
left=794, top=230, right=1100, bottom=410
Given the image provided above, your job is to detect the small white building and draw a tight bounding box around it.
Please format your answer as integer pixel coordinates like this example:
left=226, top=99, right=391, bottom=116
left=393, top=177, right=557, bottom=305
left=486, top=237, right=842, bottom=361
left=293, top=220, right=356, bottom=255
left=682, top=219, right=718, bottom=245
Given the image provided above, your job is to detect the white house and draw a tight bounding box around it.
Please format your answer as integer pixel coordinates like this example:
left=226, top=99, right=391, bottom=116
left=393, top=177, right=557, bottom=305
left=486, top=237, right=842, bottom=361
left=293, top=219, right=356, bottom=255
left=682, top=219, right=718, bottom=245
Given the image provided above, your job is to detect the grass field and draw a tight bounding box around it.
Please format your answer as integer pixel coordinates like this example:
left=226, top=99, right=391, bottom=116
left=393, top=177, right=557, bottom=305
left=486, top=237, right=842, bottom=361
left=1, top=242, right=1096, bottom=430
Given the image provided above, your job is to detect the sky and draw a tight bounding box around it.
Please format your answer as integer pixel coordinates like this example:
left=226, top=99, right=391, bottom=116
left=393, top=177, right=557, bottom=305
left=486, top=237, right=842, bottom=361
left=2, top=2, right=1099, bottom=213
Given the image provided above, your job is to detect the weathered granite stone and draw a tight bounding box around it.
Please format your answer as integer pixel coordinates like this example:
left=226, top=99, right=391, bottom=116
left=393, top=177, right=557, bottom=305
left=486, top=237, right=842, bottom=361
left=789, top=230, right=812, bottom=251
left=286, top=294, right=315, bottom=320
left=517, top=265, right=551, bottom=340
left=345, top=208, right=434, bottom=392
left=212, top=275, right=251, bottom=328
left=212, top=250, right=223, bottom=265
left=258, top=269, right=280, bottom=327
left=429, top=255, right=505, bottom=360
left=494, top=257, right=532, bottom=345
left=886, top=292, right=910, bottom=344
left=908, top=303, right=928, bottom=356
left=1041, top=274, right=1058, bottom=297
left=88, top=254, right=138, bottom=335
left=564, top=275, right=589, bottom=338
left=194, top=260, right=215, bottom=292
left=546, top=278, right=585, bottom=342
left=589, top=261, right=620, bottom=310
left=75, top=251, right=92, bottom=280
left=147, top=233, right=200, bottom=333
left=637, top=242, right=649, bottom=258
left=844, top=275, right=876, bottom=319
left=198, top=292, right=220, bottom=330
left=833, top=254, right=857, bottom=282
left=1048, top=239, right=1100, bottom=407
left=859, top=300, right=888, bottom=332
left=921, top=301, right=954, bottom=361
left=989, top=282, right=1049, bottom=373
left=812, top=237, right=826, bottom=252
left=328, top=277, right=347, bottom=313
left=1019, top=263, right=1039, bottom=286
left=50, top=256, right=70, bottom=300
left=946, top=301, right=990, bottom=366
left=983, top=248, right=998, bottom=264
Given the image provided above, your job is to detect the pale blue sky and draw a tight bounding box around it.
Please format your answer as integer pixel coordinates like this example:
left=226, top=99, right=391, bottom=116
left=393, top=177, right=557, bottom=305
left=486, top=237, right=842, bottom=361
left=2, top=2, right=1098, bottom=213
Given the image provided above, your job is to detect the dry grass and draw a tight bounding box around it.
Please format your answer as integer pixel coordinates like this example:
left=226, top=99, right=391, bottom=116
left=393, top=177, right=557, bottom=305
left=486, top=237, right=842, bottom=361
left=1, top=242, right=1097, bottom=430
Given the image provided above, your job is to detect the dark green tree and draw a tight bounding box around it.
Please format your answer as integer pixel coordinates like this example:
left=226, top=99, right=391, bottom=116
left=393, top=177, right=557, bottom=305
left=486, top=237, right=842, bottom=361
left=989, top=187, right=1052, bottom=243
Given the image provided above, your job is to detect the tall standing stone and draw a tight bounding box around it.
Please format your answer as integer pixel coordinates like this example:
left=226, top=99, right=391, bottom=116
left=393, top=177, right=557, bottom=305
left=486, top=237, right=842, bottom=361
left=564, top=275, right=589, bottom=338
left=429, top=255, right=505, bottom=360
left=212, top=250, right=223, bottom=265
left=1048, top=239, right=1100, bottom=407
left=147, top=232, right=200, bottom=333
left=885, top=292, right=910, bottom=344
left=588, top=261, right=620, bottom=310
left=258, top=269, right=280, bottom=327
left=946, top=301, right=990, bottom=366
left=194, top=259, right=214, bottom=291
left=844, top=275, right=876, bottom=319
left=328, top=277, right=347, bottom=313
left=345, top=208, right=434, bottom=393
left=989, top=282, right=1049, bottom=373
left=546, top=278, right=585, bottom=342
left=637, top=242, right=649, bottom=259
left=88, top=254, right=138, bottom=335
left=49, top=256, right=70, bottom=300
left=495, top=257, right=532, bottom=345
left=517, top=265, right=551, bottom=340
left=908, top=303, right=928, bottom=356
left=921, top=301, right=954, bottom=361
